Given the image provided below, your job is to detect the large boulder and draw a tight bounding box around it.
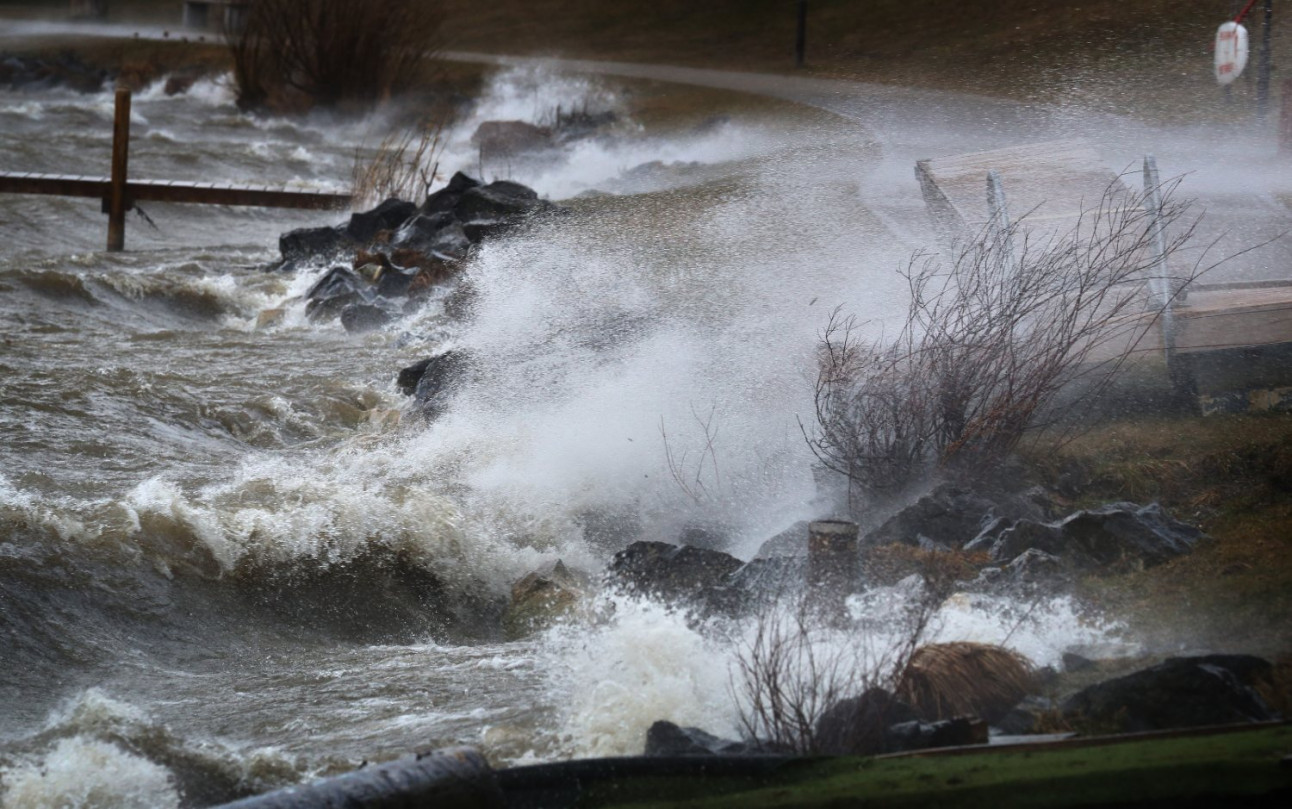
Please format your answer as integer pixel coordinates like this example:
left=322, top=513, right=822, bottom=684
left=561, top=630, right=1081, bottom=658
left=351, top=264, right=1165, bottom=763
left=279, top=225, right=356, bottom=265
left=395, top=350, right=469, bottom=417
left=453, top=180, right=544, bottom=225
left=814, top=688, right=918, bottom=755
left=390, top=212, right=471, bottom=260
left=967, top=502, right=1204, bottom=572
left=420, top=171, right=482, bottom=216
left=605, top=541, right=743, bottom=605
left=345, top=198, right=418, bottom=243
left=471, top=120, right=553, bottom=161
left=500, top=560, right=586, bottom=640
left=1061, top=655, right=1279, bottom=732
left=866, top=484, right=1049, bottom=550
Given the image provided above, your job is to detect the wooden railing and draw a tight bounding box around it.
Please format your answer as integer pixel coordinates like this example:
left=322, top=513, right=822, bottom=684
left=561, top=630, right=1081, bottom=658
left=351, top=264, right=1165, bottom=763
left=0, top=88, right=352, bottom=251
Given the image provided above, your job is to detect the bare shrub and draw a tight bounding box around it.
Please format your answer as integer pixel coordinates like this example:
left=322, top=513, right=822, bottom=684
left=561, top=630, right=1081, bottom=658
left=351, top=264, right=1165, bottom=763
left=730, top=571, right=942, bottom=753
left=227, top=0, right=446, bottom=112
left=352, top=117, right=448, bottom=208
left=895, top=641, right=1034, bottom=724
left=807, top=175, right=1206, bottom=502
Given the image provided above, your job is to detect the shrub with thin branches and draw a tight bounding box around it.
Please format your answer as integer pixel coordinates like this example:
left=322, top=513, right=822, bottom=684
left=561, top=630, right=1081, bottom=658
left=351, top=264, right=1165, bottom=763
left=807, top=175, right=1206, bottom=502
left=352, top=117, right=448, bottom=208
left=227, top=0, right=446, bottom=112
left=730, top=575, right=941, bottom=754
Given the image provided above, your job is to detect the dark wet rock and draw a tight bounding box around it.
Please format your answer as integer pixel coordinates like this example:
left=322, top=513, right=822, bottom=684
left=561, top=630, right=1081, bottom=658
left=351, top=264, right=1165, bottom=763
left=605, top=541, right=744, bottom=605
left=339, top=301, right=398, bottom=333
left=420, top=171, right=481, bottom=216
left=397, top=357, right=436, bottom=396
left=676, top=524, right=730, bottom=551
left=279, top=225, right=355, bottom=264
left=471, top=120, right=553, bottom=160
left=303, top=266, right=368, bottom=322
left=576, top=508, right=643, bottom=554
left=866, top=484, right=1049, bottom=549
left=995, top=695, right=1059, bottom=735
left=968, top=503, right=1204, bottom=572
left=1061, top=655, right=1279, bottom=732
left=375, top=265, right=418, bottom=298
left=885, top=717, right=988, bottom=752
left=970, top=548, right=1067, bottom=593
left=0, top=52, right=108, bottom=93
left=1063, top=652, right=1098, bottom=673
left=501, top=560, right=586, bottom=640
left=753, top=521, right=810, bottom=559
left=391, top=212, right=471, bottom=260
left=726, top=556, right=804, bottom=598
left=396, top=350, right=469, bottom=417
left=644, top=721, right=783, bottom=756
left=454, top=180, right=543, bottom=224
left=346, top=198, right=418, bottom=243
left=814, top=688, right=919, bottom=756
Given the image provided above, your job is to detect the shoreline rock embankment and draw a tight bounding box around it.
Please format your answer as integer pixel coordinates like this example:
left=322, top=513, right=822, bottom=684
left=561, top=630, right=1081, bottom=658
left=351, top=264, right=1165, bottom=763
left=275, top=172, right=560, bottom=335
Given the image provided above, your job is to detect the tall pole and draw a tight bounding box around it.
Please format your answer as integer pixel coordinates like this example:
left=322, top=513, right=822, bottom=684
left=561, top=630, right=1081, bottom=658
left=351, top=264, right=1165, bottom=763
left=1258, top=0, right=1273, bottom=121
left=795, top=1, right=807, bottom=68
left=107, top=87, right=131, bottom=252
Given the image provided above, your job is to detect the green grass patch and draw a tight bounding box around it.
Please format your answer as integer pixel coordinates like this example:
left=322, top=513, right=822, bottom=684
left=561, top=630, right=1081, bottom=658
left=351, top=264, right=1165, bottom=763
left=576, top=725, right=1292, bottom=808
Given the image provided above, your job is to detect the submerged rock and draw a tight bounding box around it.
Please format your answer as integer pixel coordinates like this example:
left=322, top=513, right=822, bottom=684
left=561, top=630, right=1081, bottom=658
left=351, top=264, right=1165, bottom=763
left=395, top=350, right=470, bottom=417
left=501, top=560, right=586, bottom=640
left=1061, top=655, right=1279, bottom=732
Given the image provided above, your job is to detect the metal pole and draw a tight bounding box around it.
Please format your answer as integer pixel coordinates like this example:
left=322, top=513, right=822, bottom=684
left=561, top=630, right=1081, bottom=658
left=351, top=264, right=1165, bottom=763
left=795, top=1, right=807, bottom=68
left=1143, top=156, right=1184, bottom=392
left=107, top=87, right=131, bottom=252
left=1258, top=0, right=1273, bottom=121
left=986, top=169, right=1015, bottom=271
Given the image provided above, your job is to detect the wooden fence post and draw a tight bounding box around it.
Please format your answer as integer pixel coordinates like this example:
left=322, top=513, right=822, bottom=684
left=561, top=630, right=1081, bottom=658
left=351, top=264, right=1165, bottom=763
left=107, top=87, right=131, bottom=252
left=807, top=520, right=858, bottom=620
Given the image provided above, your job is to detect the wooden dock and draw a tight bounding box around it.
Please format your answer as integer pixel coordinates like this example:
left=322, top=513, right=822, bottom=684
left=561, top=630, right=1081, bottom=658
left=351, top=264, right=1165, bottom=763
left=916, top=140, right=1292, bottom=407
left=0, top=87, right=352, bottom=250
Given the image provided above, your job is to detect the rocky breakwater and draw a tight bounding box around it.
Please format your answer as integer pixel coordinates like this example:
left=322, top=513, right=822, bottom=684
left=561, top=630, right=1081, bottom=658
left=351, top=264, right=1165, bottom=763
left=273, top=172, right=560, bottom=334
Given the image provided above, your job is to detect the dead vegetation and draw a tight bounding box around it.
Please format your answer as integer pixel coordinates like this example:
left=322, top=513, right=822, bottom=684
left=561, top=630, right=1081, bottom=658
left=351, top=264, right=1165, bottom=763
left=227, top=0, right=446, bottom=112
left=806, top=176, right=1203, bottom=506
left=351, top=117, right=449, bottom=209
left=896, top=641, right=1035, bottom=724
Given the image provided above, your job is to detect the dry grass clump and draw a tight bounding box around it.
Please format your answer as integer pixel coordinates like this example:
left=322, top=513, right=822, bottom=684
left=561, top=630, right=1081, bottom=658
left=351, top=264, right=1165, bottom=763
left=896, top=641, right=1035, bottom=724
left=352, top=118, right=448, bottom=209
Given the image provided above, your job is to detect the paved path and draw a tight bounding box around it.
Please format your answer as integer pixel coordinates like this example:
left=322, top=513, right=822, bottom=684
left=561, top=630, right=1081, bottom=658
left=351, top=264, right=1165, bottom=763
left=447, top=52, right=1292, bottom=282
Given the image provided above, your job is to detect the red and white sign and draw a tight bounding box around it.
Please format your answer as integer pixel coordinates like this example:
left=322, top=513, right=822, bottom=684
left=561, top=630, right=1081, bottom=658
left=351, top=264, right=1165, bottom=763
left=1215, top=21, right=1250, bottom=85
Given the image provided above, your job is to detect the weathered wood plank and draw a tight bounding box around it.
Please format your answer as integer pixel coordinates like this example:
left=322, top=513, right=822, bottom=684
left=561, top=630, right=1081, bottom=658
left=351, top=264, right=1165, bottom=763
left=0, top=173, right=351, bottom=210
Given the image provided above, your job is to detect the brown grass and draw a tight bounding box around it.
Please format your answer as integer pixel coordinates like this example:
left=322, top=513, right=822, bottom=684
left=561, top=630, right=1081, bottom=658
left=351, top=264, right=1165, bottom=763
left=896, top=641, right=1036, bottom=724
left=1026, top=414, right=1292, bottom=660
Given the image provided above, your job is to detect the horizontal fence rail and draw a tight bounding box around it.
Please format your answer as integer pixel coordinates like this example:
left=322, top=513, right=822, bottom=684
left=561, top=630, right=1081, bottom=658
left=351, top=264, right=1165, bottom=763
left=0, top=87, right=352, bottom=250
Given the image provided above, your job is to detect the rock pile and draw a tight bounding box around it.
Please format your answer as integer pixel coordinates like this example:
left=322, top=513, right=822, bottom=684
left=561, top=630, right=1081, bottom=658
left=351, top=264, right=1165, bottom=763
left=277, top=173, right=558, bottom=333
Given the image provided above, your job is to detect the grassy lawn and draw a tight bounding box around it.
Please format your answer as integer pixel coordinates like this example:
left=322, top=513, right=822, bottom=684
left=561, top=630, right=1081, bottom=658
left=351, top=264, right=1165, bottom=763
left=568, top=724, right=1292, bottom=808
left=1018, top=413, right=1292, bottom=673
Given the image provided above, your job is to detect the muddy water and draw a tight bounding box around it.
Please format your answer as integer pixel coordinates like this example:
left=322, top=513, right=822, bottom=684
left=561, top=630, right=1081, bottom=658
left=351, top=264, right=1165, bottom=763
left=0, top=62, right=1171, bottom=808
